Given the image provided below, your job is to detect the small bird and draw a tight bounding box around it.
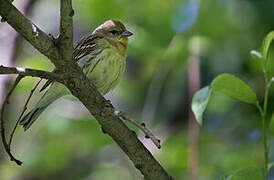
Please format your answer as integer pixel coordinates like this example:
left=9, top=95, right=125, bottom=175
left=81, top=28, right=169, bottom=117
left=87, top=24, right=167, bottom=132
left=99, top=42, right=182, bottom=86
left=20, top=20, right=133, bottom=130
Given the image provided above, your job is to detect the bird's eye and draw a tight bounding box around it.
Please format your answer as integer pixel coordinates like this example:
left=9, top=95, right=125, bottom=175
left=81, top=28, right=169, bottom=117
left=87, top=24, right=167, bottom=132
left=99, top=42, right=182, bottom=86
left=110, top=30, right=119, bottom=35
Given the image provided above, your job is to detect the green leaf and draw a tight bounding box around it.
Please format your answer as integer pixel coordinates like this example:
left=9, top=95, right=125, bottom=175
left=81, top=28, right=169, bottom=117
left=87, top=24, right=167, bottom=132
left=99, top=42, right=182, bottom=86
left=227, top=167, right=263, bottom=180
left=262, top=31, right=274, bottom=60
left=9, top=0, right=14, bottom=3
left=191, top=86, right=212, bottom=125
left=211, top=74, right=258, bottom=104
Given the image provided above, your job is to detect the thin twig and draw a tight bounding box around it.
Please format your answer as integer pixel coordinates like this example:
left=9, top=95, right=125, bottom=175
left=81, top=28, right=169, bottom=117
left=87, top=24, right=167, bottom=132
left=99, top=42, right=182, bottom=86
left=115, top=111, right=161, bottom=149
left=8, top=78, right=42, bottom=149
left=0, top=75, right=24, bottom=165
left=0, top=65, right=63, bottom=82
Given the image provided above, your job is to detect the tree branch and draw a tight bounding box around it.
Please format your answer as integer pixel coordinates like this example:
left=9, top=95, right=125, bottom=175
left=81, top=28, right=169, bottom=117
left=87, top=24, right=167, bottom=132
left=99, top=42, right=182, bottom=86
left=0, top=75, right=23, bottom=165
left=59, top=0, right=74, bottom=64
left=0, top=65, right=63, bottom=82
left=116, top=111, right=161, bottom=149
left=0, top=0, right=174, bottom=179
left=65, top=74, right=173, bottom=180
left=8, top=78, right=42, bottom=150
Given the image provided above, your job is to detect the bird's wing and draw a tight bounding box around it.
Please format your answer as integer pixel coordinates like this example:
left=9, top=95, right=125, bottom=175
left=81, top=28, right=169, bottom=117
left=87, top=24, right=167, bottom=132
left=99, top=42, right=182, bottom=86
left=73, top=35, right=102, bottom=61
left=40, top=34, right=103, bottom=92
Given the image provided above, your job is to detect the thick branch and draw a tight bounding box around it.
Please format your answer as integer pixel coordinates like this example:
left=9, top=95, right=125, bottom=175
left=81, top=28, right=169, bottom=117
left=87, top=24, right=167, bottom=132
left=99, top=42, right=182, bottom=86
left=0, top=65, right=63, bottom=81
left=65, top=75, right=172, bottom=180
left=59, top=0, right=74, bottom=63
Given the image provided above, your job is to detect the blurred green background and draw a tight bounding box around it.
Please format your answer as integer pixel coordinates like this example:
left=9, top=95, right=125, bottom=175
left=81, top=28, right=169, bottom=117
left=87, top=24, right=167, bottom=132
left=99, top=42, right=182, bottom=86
left=0, top=0, right=274, bottom=179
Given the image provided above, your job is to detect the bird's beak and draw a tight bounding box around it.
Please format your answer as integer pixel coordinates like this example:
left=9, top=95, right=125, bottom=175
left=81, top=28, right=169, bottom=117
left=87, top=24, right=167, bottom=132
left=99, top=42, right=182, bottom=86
left=121, top=30, right=133, bottom=37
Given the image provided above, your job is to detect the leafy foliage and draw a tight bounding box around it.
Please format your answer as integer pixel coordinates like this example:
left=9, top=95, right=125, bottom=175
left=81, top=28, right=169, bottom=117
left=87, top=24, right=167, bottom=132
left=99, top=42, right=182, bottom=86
left=192, top=74, right=258, bottom=125
left=192, top=30, right=274, bottom=179
left=191, top=86, right=211, bottom=125
left=262, top=31, right=274, bottom=60
left=211, top=74, right=258, bottom=104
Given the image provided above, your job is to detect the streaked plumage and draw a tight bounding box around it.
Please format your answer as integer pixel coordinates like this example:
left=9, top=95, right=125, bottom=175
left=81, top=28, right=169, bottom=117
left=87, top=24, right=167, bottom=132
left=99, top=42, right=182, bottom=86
left=20, top=20, right=132, bottom=130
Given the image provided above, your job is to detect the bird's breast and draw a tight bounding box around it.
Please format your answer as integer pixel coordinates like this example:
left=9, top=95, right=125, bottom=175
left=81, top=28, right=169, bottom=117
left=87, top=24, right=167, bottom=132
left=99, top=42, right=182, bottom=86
left=83, top=47, right=126, bottom=94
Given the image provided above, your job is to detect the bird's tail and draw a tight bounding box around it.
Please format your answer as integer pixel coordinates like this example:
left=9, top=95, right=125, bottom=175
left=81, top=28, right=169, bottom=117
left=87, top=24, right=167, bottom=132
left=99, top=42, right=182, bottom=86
left=20, top=106, right=47, bottom=130
left=20, top=82, right=69, bottom=131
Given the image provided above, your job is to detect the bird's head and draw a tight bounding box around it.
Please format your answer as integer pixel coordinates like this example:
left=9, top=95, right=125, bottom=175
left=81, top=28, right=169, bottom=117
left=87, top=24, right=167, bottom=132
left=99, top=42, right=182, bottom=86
left=92, top=20, right=133, bottom=49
